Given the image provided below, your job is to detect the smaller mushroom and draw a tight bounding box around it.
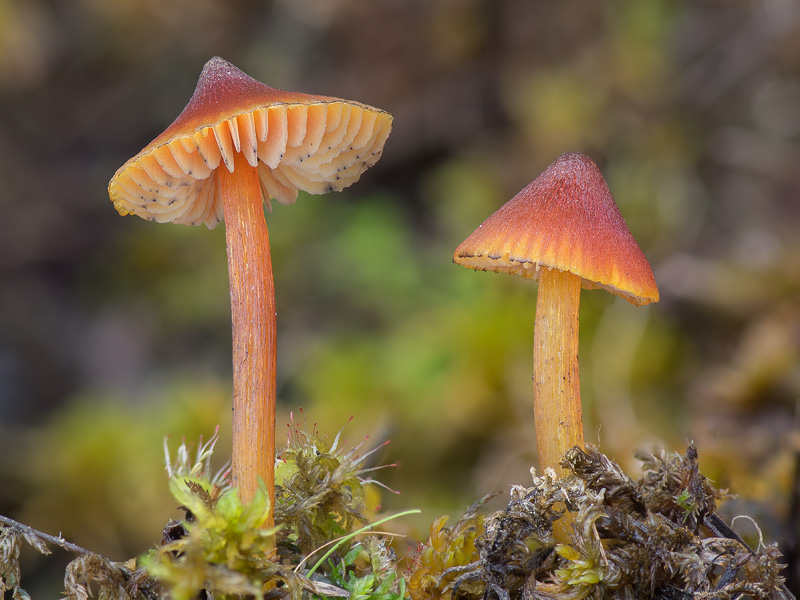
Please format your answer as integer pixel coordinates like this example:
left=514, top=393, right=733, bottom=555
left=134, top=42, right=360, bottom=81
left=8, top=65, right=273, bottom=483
left=454, top=152, right=658, bottom=477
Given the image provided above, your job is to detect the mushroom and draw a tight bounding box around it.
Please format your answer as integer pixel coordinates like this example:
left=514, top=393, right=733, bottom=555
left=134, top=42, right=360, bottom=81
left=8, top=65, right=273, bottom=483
left=453, top=152, right=658, bottom=476
left=108, top=57, right=393, bottom=525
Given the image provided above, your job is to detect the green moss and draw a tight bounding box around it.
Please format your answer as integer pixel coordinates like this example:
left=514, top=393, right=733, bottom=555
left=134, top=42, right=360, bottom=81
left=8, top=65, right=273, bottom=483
left=141, top=481, right=290, bottom=600
left=139, top=418, right=404, bottom=599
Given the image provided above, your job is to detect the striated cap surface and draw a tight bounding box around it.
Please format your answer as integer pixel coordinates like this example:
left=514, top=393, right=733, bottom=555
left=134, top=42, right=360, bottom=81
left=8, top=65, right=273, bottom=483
left=454, top=152, right=659, bottom=306
left=108, top=57, right=393, bottom=228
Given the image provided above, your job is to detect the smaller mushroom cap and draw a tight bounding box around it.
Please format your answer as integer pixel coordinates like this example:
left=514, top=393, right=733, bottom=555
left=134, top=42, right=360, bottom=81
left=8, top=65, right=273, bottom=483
left=109, top=57, right=393, bottom=228
left=453, top=152, right=659, bottom=306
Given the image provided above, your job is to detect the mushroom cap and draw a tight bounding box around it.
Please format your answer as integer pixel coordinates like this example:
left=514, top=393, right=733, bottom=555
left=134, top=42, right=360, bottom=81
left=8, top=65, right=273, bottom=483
left=453, top=152, right=659, bottom=306
left=108, top=57, right=393, bottom=228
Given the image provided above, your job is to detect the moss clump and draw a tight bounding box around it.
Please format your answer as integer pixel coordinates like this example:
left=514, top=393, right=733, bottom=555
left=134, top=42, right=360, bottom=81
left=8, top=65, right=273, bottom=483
left=407, top=494, right=499, bottom=600
left=274, top=415, right=391, bottom=562
left=407, top=444, right=790, bottom=600
left=141, top=480, right=293, bottom=600
left=138, top=419, right=402, bottom=599
left=325, top=536, right=407, bottom=600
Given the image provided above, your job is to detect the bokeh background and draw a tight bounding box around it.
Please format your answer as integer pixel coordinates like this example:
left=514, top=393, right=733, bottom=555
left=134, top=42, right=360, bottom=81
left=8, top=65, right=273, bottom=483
left=2, top=0, right=800, bottom=594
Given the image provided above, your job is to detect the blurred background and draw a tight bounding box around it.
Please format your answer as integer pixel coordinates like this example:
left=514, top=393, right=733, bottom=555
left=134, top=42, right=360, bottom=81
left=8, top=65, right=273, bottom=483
left=2, top=0, right=800, bottom=594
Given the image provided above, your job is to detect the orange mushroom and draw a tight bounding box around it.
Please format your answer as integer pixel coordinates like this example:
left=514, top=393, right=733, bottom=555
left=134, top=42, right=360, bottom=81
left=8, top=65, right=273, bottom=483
left=108, top=57, right=393, bottom=526
left=454, top=152, right=658, bottom=477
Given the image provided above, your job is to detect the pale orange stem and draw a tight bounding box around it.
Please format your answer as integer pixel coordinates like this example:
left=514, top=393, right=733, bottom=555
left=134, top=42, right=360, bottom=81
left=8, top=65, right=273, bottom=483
left=533, top=268, right=583, bottom=543
left=533, top=267, right=584, bottom=472
left=218, top=152, right=276, bottom=528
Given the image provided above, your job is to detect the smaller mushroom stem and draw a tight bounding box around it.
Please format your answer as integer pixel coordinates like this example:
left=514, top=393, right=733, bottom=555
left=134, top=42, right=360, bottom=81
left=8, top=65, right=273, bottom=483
left=533, top=267, right=584, bottom=475
left=533, top=268, right=583, bottom=543
left=219, top=152, right=276, bottom=528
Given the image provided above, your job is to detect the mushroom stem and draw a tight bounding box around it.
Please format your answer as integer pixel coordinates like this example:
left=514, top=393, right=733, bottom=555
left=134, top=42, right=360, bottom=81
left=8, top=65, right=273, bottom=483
left=533, top=267, right=584, bottom=475
left=219, top=151, right=276, bottom=527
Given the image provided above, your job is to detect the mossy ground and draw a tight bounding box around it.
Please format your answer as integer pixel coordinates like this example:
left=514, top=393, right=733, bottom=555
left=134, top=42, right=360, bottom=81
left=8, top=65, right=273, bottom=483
left=0, top=423, right=791, bottom=599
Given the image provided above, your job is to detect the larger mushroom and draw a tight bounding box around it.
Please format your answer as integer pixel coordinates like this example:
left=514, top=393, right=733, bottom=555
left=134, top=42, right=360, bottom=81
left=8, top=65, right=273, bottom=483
left=108, top=57, right=392, bottom=526
left=454, top=152, right=658, bottom=476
